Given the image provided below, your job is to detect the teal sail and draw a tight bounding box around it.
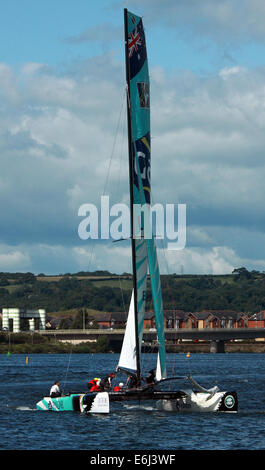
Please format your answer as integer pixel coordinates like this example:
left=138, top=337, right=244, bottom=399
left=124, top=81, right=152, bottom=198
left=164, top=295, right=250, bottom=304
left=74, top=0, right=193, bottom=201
left=118, top=10, right=166, bottom=380
left=127, top=10, right=149, bottom=370
left=134, top=147, right=167, bottom=380
left=118, top=10, right=149, bottom=375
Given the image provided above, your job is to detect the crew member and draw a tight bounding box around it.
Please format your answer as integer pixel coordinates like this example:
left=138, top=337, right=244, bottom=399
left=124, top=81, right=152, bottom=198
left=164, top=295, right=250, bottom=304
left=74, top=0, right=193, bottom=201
left=145, top=368, right=156, bottom=386
left=113, top=382, right=124, bottom=392
left=126, top=373, right=138, bottom=389
left=50, top=381, right=61, bottom=398
left=100, top=372, right=116, bottom=391
left=88, top=378, right=101, bottom=392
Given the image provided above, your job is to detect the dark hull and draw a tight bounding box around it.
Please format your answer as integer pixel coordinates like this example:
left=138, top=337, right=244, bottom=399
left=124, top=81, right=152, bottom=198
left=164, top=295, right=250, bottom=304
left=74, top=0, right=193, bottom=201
left=107, top=389, right=185, bottom=402
left=82, top=388, right=238, bottom=413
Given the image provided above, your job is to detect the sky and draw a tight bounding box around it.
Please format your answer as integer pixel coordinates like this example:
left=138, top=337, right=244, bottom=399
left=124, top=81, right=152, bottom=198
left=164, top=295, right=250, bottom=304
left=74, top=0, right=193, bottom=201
left=1, top=0, right=265, bottom=275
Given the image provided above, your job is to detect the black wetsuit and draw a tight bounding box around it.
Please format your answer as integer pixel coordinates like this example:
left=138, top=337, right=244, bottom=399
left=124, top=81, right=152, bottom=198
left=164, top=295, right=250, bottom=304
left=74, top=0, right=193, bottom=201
left=145, top=369, right=156, bottom=385
left=127, top=374, right=138, bottom=388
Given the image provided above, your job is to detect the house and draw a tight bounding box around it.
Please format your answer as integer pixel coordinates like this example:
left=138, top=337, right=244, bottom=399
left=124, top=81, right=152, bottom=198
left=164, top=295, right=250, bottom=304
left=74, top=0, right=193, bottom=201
left=171, top=310, right=190, bottom=329
left=95, top=313, right=112, bottom=329
left=248, top=311, right=265, bottom=341
left=109, top=312, right=128, bottom=329
left=248, top=311, right=265, bottom=328
left=188, top=311, right=210, bottom=329
left=46, top=317, right=61, bottom=329
left=144, top=310, right=190, bottom=330
left=193, top=310, right=248, bottom=329
left=96, top=312, right=127, bottom=329
left=143, top=311, right=156, bottom=329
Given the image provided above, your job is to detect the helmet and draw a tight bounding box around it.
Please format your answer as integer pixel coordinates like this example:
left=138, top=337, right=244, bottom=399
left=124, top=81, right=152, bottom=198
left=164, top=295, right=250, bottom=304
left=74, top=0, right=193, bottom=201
left=119, top=382, right=124, bottom=387
left=94, top=377, right=100, bottom=381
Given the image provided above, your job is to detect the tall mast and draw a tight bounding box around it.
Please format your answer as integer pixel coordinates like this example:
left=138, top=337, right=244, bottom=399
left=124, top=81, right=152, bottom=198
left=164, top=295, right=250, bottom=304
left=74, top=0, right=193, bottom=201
left=124, top=8, right=141, bottom=385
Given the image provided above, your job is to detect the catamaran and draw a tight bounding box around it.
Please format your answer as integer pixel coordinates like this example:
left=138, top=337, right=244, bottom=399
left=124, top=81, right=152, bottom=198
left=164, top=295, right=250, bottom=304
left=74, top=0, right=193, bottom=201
left=36, top=9, right=238, bottom=414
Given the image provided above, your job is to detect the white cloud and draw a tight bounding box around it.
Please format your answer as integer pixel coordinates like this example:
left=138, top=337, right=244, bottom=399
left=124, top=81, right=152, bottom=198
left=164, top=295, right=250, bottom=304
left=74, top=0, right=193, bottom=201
left=0, top=51, right=265, bottom=273
left=162, top=245, right=236, bottom=275
left=219, top=66, right=246, bottom=79
left=129, top=0, right=265, bottom=42
left=64, top=23, right=122, bottom=45
left=0, top=246, right=31, bottom=271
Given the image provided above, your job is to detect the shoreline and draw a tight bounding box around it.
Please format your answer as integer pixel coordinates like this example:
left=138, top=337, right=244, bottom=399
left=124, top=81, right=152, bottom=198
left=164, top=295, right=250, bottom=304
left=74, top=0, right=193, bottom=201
left=1, top=341, right=265, bottom=354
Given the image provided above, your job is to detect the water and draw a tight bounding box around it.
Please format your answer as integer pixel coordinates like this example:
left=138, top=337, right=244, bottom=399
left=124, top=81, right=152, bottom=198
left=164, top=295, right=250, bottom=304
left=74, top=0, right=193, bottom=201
left=0, top=352, right=265, bottom=450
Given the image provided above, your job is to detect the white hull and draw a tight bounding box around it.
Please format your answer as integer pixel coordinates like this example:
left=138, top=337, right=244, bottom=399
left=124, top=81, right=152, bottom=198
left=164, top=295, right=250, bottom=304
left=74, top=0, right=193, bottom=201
left=156, top=390, right=237, bottom=413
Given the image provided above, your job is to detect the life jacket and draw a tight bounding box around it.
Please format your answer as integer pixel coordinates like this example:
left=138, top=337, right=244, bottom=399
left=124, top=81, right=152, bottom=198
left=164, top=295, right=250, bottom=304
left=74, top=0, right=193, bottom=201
left=88, top=379, right=100, bottom=392
left=90, top=384, right=101, bottom=392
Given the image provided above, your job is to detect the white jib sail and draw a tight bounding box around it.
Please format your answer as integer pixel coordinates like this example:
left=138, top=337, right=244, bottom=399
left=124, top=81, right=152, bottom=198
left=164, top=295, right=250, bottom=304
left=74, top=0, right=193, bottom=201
left=156, top=350, right=167, bottom=381
left=156, top=352, right=162, bottom=381
left=118, top=290, right=137, bottom=372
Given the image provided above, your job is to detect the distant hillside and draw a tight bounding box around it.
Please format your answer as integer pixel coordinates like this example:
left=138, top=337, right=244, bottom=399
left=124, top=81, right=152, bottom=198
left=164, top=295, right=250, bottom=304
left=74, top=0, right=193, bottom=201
left=0, top=267, right=265, bottom=317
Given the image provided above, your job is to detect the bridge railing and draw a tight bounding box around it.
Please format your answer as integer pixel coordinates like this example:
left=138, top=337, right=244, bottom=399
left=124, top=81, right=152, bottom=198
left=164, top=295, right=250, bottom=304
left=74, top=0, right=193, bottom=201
left=35, top=327, right=265, bottom=340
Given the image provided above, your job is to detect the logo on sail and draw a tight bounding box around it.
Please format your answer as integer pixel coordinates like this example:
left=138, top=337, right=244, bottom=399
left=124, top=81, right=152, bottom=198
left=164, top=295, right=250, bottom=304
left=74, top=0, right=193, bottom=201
left=133, top=133, right=151, bottom=204
left=137, top=82, right=150, bottom=108
left=224, top=395, right=235, bottom=409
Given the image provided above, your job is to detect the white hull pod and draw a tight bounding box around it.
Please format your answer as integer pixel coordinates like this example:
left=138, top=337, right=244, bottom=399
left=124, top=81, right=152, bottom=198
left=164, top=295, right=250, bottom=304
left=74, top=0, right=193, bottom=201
left=81, top=392, right=109, bottom=414
left=156, top=391, right=238, bottom=413
left=36, top=392, right=109, bottom=414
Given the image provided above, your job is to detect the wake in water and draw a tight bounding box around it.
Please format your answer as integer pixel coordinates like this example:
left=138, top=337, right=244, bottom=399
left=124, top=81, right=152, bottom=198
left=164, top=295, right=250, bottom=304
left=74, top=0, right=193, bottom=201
left=14, top=406, right=36, bottom=411
left=122, top=404, right=156, bottom=412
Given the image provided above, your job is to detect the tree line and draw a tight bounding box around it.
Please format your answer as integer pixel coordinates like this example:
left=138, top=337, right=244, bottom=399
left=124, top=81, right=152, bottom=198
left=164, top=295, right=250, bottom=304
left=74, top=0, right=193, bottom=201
left=0, top=268, right=265, bottom=315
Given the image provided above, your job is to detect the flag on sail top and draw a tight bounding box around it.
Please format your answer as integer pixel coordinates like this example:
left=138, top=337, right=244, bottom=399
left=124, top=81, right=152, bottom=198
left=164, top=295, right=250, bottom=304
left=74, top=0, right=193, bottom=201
left=127, top=13, right=147, bottom=80
left=128, top=29, right=142, bottom=58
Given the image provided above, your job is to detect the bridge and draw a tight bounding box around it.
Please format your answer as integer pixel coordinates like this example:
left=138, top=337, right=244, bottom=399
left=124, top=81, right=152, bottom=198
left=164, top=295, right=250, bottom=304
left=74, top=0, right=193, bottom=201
left=38, top=327, right=265, bottom=353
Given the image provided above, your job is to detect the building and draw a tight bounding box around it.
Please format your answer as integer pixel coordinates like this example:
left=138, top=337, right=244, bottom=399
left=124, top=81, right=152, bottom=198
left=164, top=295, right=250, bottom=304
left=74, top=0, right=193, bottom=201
left=2, top=308, right=46, bottom=333
left=96, top=312, right=127, bottom=329
left=144, top=310, right=190, bottom=330
left=189, top=310, right=248, bottom=329
left=248, top=311, right=265, bottom=328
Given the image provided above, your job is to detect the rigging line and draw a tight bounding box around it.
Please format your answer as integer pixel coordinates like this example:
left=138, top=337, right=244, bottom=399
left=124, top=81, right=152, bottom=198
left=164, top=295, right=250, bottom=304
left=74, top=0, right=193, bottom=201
left=103, top=87, right=126, bottom=197
left=85, top=88, right=126, bottom=274
left=106, top=92, right=127, bottom=314
left=112, top=93, right=127, bottom=204
left=62, top=340, right=74, bottom=396
left=148, top=187, right=171, bottom=277
left=118, top=273, right=127, bottom=315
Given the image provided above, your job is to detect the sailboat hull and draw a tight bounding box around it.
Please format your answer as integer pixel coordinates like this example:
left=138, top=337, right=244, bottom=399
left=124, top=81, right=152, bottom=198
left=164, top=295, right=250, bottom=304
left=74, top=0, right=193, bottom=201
left=107, top=389, right=238, bottom=413
left=156, top=391, right=238, bottom=413
left=36, top=392, right=109, bottom=414
left=36, top=389, right=237, bottom=414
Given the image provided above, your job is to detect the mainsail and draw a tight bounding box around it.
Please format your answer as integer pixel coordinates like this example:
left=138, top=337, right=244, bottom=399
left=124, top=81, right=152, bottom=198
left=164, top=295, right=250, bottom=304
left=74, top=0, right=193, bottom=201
left=118, top=9, right=166, bottom=380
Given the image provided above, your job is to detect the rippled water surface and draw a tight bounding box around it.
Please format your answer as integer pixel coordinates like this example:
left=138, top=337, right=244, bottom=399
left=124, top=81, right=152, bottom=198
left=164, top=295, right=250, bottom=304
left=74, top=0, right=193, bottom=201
left=0, top=352, right=264, bottom=450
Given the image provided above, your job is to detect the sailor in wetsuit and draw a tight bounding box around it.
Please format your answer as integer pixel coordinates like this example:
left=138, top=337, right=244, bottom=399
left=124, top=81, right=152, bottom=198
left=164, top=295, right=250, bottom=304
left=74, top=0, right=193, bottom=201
left=145, top=369, right=156, bottom=386
left=126, top=373, right=138, bottom=389
left=100, top=372, right=116, bottom=391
